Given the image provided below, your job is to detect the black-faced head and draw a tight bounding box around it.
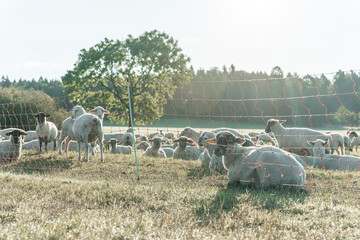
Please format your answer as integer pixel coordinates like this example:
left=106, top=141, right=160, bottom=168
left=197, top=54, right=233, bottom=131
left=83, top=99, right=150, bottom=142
left=174, top=136, right=196, bottom=149
left=34, top=112, right=50, bottom=124
left=348, top=131, right=358, bottom=139
left=213, top=131, right=244, bottom=157
left=6, top=129, right=27, bottom=144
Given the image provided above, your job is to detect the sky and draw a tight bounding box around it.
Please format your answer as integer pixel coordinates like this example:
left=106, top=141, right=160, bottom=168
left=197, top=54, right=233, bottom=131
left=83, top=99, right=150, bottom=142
left=0, top=0, right=359, bottom=80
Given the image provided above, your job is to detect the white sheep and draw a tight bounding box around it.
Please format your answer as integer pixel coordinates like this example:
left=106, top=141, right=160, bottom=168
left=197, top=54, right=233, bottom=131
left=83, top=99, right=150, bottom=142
left=142, top=136, right=167, bottom=158
left=0, top=129, right=27, bottom=160
left=178, top=127, right=243, bottom=143
left=173, top=136, right=202, bottom=160
left=328, top=133, right=344, bottom=155
left=136, top=141, right=150, bottom=151
left=308, top=139, right=360, bottom=171
left=343, top=135, right=352, bottom=152
left=35, top=112, right=58, bottom=151
left=103, top=132, right=125, bottom=150
left=213, top=131, right=306, bottom=190
left=122, top=132, right=134, bottom=146
left=24, top=130, right=37, bottom=143
left=350, top=136, right=360, bottom=152
left=265, top=119, right=331, bottom=156
left=140, top=135, right=149, bottom=142
left=22, top=139, right=57, bottom=151
left=257, top=132, right=277, bottom=146
left=72, top=110, right=104, bottom=162
left=89, top=106, right=110, bottom=120
left=108, top=138, right=132, bottom=154
left=162, top=147, right=174, bottom=158
left=58, top=105, right=86, bottom=154
left=198, top=131, right=225, bottom=174
left=164, top=132, right=175, bottom=140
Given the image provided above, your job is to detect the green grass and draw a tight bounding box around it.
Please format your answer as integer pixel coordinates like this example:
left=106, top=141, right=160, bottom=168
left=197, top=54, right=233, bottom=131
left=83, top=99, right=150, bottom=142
left=1, top=150, right=360, bottom=239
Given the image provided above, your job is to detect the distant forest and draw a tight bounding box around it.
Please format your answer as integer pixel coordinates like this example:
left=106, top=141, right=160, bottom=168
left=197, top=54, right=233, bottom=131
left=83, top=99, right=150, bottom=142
left=2, top=65, right=360, bottom=127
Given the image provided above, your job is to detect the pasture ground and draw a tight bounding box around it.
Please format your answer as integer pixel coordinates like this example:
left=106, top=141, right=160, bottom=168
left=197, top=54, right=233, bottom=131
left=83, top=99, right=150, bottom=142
left=1, top=145, right=360, bottom=239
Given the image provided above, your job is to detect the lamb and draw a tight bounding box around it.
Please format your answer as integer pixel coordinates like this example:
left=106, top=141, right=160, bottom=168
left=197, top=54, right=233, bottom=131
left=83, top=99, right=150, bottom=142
left=213, top=131, right=306, bottom=190
left=72, top=111, right=104, bottom=162
left=265, top=119, right=331, bottom=156
left=308, top=139, right=360, bottom=171
left=58, top=105, right=86, bottom=154
left=108, top=138, right=132, bottom=154
left=0, top=129, right=27, bottom=160
left=122, top=132, right=134, bottom=146
left=173, top=136, right=203, bottom=160
left=35, top=112, right=58, bottom=151
left=142, top=136, right=166, bottom=158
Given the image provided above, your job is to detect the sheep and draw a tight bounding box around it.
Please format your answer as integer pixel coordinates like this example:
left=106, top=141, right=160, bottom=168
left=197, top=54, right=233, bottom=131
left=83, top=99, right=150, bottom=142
left=0, top=129, right=27, bottom=160
left=108, top=138, right=132, bottom=154
left=265, top=119, right=331, bottom=156
left=198, top=131, right=225, bottom=174
left=58, top=105, right=86, bottom=154
left=140, top=135, right=149, bottom=142
left=24, top=130, right=37, bottom=143
left=213, top=131, right=306, bottom=190
left=103, top=132, right=125, bottom=151
left=178, top=127, right=240, bottom=143
left=164, top=132, right=175, bottom=140
left=173, top=136, right=202, bottom=160
left=328, top=133, right=344, bottom=155
left=35, top=112, right=58, bottom=151
left=256, top=132, right=277, bottom=146
left=122, top=132, right=134, bottom=146
left=89, top=106, right=109, bottom=120
left=350, top=136, right=360, bottom=152
left=162, top=148, right=175, bottom=158
left=308, top=139, right=360, bottom=171
left=72, top=111, right=104, bottom=162
left=136, top=141, right=150, bottom=151
left=343, top=135, right=352, bottom=152
left=142, top=136, right=167, bottom=158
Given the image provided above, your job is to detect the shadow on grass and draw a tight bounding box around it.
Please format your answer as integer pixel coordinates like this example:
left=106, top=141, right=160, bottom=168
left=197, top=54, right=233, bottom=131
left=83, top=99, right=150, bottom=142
left=196, top=183, right=308, bottom=217
left=0, top=152, right=75, bottom=175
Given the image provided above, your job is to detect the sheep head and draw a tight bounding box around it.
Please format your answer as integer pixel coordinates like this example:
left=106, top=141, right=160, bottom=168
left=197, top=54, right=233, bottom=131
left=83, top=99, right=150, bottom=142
left=174, top=136, right=196, bottom=149
left=34, top=112, right=50, bottom=124
left=6, top=129, right=27, bottom=144
left=212, top=131, right=245, bottom=157
left=265, top=119, right=286, bottom=133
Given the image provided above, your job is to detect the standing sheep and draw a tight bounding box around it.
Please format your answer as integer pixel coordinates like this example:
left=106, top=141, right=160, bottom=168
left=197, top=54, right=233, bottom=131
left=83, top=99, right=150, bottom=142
left=35, top=112, right=58, bottom=151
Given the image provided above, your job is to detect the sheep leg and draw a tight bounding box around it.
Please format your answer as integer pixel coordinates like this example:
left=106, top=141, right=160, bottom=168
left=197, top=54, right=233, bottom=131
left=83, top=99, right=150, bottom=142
left=77, top=141, right=82, bottom=161
left=45, top=137, right=48, bottom=151
left=98, top=133, right=104, bottom=163
left=39, top=139, right=42, bottom=152
left=83, top=138, right=89, bottom=162
left=53, top=139, right=57, bottom=151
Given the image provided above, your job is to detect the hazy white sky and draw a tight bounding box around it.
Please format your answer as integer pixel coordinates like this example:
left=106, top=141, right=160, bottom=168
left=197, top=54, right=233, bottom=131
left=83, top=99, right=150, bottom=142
left=0, top=0, right=359, bottom=80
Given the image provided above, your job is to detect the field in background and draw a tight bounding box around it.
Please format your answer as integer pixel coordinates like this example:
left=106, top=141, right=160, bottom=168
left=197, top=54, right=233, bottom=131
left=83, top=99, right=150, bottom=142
left=1, top=150, right=360, bottom=239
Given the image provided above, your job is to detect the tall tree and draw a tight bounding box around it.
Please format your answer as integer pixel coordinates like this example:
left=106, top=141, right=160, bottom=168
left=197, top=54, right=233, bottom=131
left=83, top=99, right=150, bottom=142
left=62, top=30, right=192, bottom=126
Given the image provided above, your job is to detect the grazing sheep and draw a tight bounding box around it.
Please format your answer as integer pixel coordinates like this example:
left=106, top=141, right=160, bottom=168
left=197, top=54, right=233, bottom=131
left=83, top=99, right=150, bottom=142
left=58, top=105, right=86, bottom=154
left=0, top=129, right=27, bottom=160
left=142, top=136, right=166, bottom=158
left=213, top=131, right=306, bottom=190
left=308, top=139, right=360, bottom=171
left=35, top=112, right=58, bottom=151
left=173, top=136, right=203, bottom=160
left=108, top=138, right=132, bottom=154
left=343, top=135, right=352, bottom=152
left=265, top=119, right=331, bottom=156
left=72, top=111, right=104, bottom=162
left=136, top=141, right=150, bottom=151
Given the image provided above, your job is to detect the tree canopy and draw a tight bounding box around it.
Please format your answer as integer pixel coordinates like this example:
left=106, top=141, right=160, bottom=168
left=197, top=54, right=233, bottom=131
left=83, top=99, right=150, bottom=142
left=62, top=30, right=192, bottom=125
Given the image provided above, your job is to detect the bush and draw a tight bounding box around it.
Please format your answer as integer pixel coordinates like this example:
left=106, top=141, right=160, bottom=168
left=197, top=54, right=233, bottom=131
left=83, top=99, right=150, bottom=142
left=0, top=87, right=70, bottom=130
left=331, top=105, right=359, bottom=126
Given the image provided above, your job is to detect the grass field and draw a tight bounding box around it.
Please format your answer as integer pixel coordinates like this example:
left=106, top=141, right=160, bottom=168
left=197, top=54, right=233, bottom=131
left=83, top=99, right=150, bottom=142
left=1, top=148, right=360, bottom=239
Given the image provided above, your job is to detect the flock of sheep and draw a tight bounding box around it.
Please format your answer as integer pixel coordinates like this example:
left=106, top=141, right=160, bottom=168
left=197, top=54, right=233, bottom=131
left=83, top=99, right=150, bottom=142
left=1, top=105, right=360, bottom=190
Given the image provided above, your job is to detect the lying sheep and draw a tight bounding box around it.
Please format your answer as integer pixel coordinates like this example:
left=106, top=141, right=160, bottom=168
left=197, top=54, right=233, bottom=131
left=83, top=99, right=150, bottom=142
left=173, top=136, right=203, bottom=160
left=213, top=131, right=306, bottom=190
left=104, top=132, right=124, bottom=150
left=257, top=132, right=277, bottom=146
left=0, top=128, right=15, bottom=140
left=0, top=129, right=27, bottom=160
left=108, top=138, right=132, bottom=154
left=122, top=132, right=134, bottom=146
left=308, top=139, right=360, bottom=171
left=265, top=119, right=331, bottom=156
left=164, top=132, right=175, bottom=140
left=142, top=136, right=166, bottom=158
left=162, top=148, right=174, bottom=158
left=136, top=141, right=150, bottom=151
left=35, top=112, right=58, bottom=151
left=198, top=131, right=225, bottom=174
left=178, top=127, right=243, bottom=143
left=24, top=130, right=37, bottom=142
left=140, top=135, right=149, bottom=142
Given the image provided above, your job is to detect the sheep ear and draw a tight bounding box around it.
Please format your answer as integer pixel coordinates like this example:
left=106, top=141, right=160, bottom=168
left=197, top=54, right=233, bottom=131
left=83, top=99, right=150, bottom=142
left=235, top=137, right=245, bottom=145
left=21, top=131, right=27, bottom=136
left=173, top=139, right=179, bottom=143
left=5, top=131, right=13, bottom=136
left=307, top=140, right=316, bottom=146
left=34, top=113, right=39, bottom=117
left=89, top=110, right=95, bottom=113
left=279, top=120, right=286, bottom=124
left=104, top=110, right=110, bottom=114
